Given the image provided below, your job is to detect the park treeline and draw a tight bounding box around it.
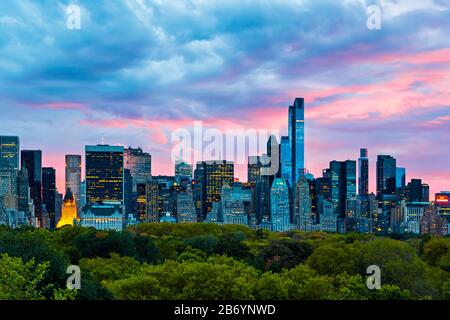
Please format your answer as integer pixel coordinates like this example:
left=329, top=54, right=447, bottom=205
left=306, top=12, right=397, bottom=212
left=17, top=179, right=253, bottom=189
left=0, top=223, right=449, bottom=300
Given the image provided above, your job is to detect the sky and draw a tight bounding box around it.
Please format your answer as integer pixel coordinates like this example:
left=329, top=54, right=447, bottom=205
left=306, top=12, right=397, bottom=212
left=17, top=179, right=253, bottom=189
left=0, top=0, right=449, bottom=196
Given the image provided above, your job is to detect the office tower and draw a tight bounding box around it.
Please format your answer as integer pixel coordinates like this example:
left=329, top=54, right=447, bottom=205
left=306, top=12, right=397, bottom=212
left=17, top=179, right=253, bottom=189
left=295, top=174, right=313, bottom=230
left=57, top=189, right=77, bottom=228
left=222, top=182, right=252, bottom=226
left=406, top=179, right=426, bottom=202
left=55, top=192, right=63, bottom=225
left=317, top=196, right=338, bottom=232
left=358, top=148, right=369, bottom=196
left=420, top=205, right=448, bottom=236
left=21, top=150, right=43, bottom=225
left=65, top=155, right=81, bottom=207
left=17, top=167, right=30, bottom=213
left=124, top=147, right=152, bottom=188
left=289, top=98, right=305, bottom=185
left=42, top=167, right=56, bottom=229
left=247, top=156, right=262, bottom=184
left=135, top=179, right=160, bottom=223
left=176, top=188, right=197, bottom=223
left=194, top=160, right=234, bottom=221
left=280, top=136, right=292, bottom=186
left=85, top=145, right=124, bottom=205
left=422, top=183, right=430, bottom=202
left=329, top=160, right=357, bottom=219
left=396, top=167, right=406, bottom=190
left=0, top=169, right=12, bottom=197
left=270, top=178, right=290, bottom=232
left=175, top=160, right=193, bottom=185
left=376, top=155, right=397, bottom=198
left=79, top=180, right=86, bottom=208
left=0, top=136, right=19, bottom=194
left=124, top=168, right=133, bottom=215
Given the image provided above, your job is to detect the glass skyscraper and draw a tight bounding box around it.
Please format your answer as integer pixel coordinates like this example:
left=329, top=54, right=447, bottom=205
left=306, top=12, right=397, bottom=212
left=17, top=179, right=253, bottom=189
left=85, top=145, right=124, bottom=205
left=270, top=178, right=290, bottom=232
left=0, top=136, right=20, bottom=194
left=358, top=148, right=369, bottom=195
left=329, top=160, right=357, bottom=219
left=280, top=136, right=292, bottom=186
left=376, top=155, right=397, bottom=198
left=42, top=167, right=56, bottom=229
left=21, top=150, right=43, bottom=224
left=289, top=98, right=305, bottom=185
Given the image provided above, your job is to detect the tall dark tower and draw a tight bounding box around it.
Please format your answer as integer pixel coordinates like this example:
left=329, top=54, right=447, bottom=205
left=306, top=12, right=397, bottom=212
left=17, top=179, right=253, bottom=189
left=376, top=155, right=397, bottom=199
left=358, top=148, right=369, bottom=195
left=21, top=150, right=43, bottom=225
left=289, top=98, right=305, bottom=185
left=42, top=167, right=56, bottom=229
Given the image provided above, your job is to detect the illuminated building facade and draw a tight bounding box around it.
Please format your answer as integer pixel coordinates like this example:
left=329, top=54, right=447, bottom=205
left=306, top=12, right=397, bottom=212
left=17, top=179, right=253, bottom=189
left=194, top=160, right=234, bottom=220
left=270, top=178, right=290, bottom=232
left=65, top=155, right=81, bottom=208
left=176, top=188, right=198, bottom=223
left=85, top=145, right=124, bottom=205
left=79, top=203, right=124, bottom=231
left=124, top=147, right=152, bottom=189
left=289, top=97, right=305, bottom=185
left=57, top=189, right=78, bottom=228
left=0, top=136, right=19, bottom=194
left=221, top=182, right=252, bottom=226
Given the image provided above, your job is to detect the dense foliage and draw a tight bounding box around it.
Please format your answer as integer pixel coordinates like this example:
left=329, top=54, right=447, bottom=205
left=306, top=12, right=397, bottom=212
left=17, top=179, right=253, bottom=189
left=0, top=223, right=449, bottom=300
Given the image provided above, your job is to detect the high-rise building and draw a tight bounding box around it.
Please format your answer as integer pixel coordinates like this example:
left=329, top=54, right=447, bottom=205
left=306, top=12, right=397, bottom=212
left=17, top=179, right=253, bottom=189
left=42, top=167, right=56, bottom=229
left=295, top=174, right=313, bottom=230
left=247, top=156, right=262, bottom=184
left=270, top=178, right=290, bottom=232
left=396, top=167, right=406, bottom=190
left=176, top=188, right=197, bottom=223
left=329, top=160, right=357, bottom=219
left=65, top=155, right=81, bottom=207
left=136, top=179, right=160, bottom=222
left=222, top=182, right=252, bottom=226
left=56, top=189, right=78, bottom=228
left=376, top=155, right=397, bottom=199
left=85, top=145, right=124, bottom=205
left=17, top=167, right=30, bottom=214
left=124, top=147, right=152, bottom=188
left=406, top=179, right=428, bottom=202
left=194, top=160, right=234, bottom=220
left=280, top=136, right=292, bottom=186
left=175, top=160, right=193, bottom=185
left=358, top=148, right=369, bottom=196
left=21, top=150, right=43, bottom=225
left=420, top=205, right=448, bottom=236
left=0, top=136, right=19, bottom=194
left=289, top=98, right=305, bottom=185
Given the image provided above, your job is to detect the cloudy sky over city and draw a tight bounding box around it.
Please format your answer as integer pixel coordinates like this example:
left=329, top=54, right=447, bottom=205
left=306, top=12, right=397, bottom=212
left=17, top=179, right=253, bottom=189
left=0, top=0, right=449, bottom=194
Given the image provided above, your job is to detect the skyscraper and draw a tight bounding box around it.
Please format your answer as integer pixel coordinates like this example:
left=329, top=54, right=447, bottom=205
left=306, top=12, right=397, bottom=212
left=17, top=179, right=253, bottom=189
left=21, top=150, right=43, bottom=225
left=56, top=189, right=77, bottom=228
left=124, top=147, right=152, bottom=189
left=289, top=98, right=305, bottom=185
left=358, top=148, right=369, bottom=196
left=85, top=145, right=124, bottom=205
left=376, top=155, right=397, bottom=199
left=0, top=136, right=20, bottom=194
left=42, top=167, right=56, bottom=229
left=329, top=160, right=357, bottom=219
left=270, top=178, right=290, bottom=232
left=396, top=167, right=406, bottom=190
left=65, top=155, right=81, bottom=207
left=194, top=160, right=234, bottom=220
left=280, top=136, right=292, bottom=186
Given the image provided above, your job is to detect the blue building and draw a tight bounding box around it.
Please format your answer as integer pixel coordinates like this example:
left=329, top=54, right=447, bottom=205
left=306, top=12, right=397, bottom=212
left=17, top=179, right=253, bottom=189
left=270, top=178, right=291, bottom=232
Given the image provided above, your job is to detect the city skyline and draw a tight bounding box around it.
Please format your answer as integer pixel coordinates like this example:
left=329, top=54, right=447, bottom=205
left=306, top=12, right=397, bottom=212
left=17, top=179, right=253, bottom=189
left=0, top=0, right=449, bottom=197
